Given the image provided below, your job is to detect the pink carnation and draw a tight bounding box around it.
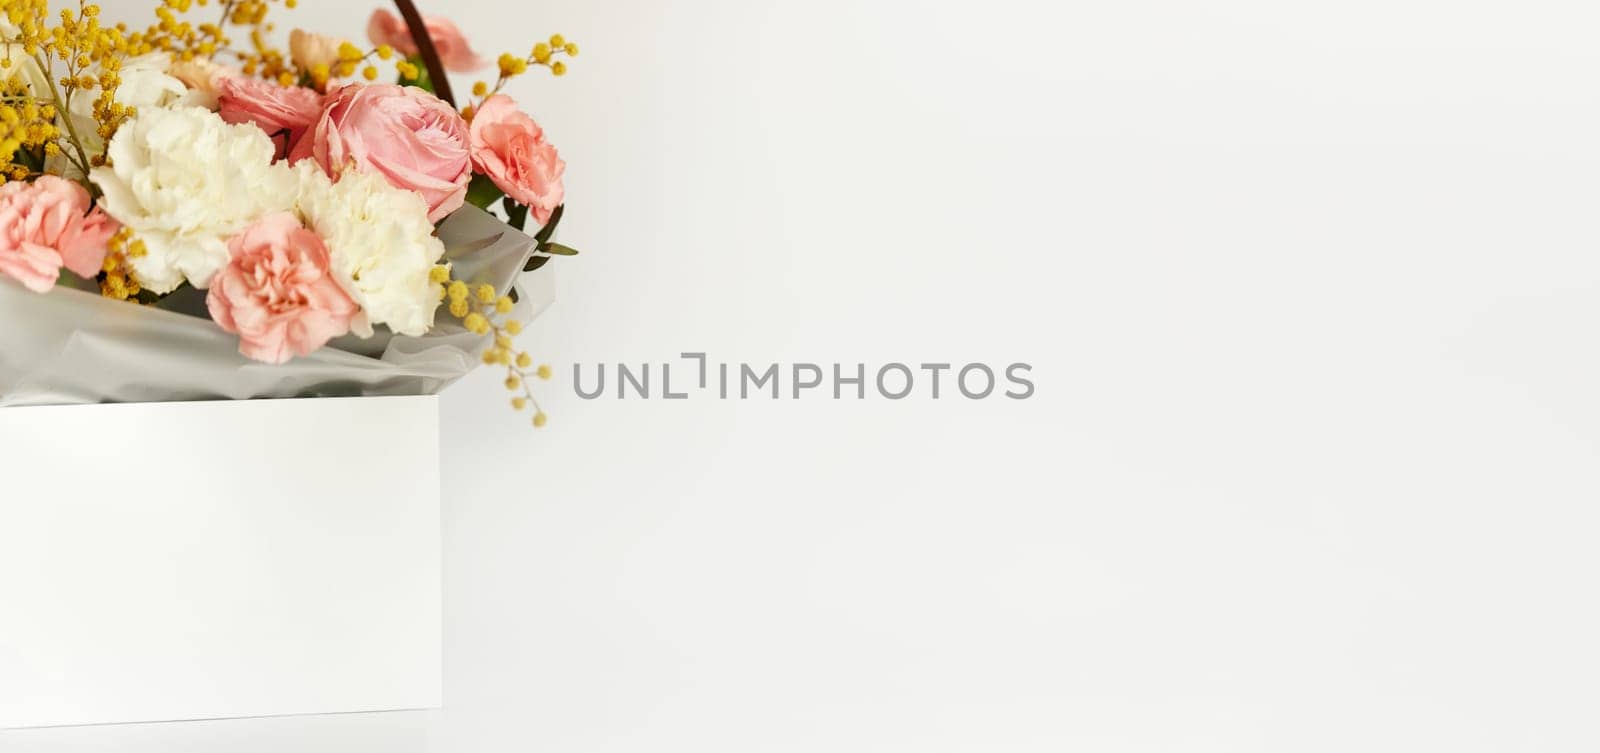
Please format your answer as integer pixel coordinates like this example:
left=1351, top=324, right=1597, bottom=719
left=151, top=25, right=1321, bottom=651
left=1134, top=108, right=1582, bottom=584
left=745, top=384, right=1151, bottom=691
left=0, top=176, right=117, bottom=293
left=469, top=95, right=566, bottom=226
left=218, top=76, right=325, bottom=160
left=367, top=9, right=485, bottom=72
left=293, top=83, right=471, bottom=223
left=206, top=213, right=359, bottom=364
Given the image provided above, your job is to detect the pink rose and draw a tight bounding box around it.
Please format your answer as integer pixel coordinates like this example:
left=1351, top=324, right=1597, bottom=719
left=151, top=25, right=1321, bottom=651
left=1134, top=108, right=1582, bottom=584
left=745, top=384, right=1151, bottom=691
left=469, top=95, right=566, bottom=226
left=218, top=76, right=324, bottom=160
left=0, top=176, right=117, bottom=293
left=367, top=9, right=485, bottom=72
left=293, top=83, right=471, bottom=223
left=206, top=213, right=359, bottom=364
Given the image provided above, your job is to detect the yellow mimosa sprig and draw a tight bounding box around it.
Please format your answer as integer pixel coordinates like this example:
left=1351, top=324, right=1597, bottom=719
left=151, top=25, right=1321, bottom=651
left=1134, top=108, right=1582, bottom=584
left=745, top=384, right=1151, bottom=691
left=433, top=266, right=554, bottom=427
left=460, top=33, right=576, bottom=119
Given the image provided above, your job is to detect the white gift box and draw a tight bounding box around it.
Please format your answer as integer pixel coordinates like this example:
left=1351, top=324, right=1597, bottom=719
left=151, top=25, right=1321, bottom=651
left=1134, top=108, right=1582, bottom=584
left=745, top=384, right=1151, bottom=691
left=0, top=395, right=442, bottom=729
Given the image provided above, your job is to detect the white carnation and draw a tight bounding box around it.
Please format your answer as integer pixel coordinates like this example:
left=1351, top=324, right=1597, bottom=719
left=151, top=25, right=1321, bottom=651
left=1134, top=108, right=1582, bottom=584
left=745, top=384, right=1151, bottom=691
left=294, top=164, right=445, bottom=337
left=90, top=107, right=295, bottom=294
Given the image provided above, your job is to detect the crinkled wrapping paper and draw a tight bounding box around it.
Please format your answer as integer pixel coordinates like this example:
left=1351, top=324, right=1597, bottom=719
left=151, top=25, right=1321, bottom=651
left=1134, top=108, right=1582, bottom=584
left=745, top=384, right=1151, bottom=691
left=0, top=205, right=553, bottom=407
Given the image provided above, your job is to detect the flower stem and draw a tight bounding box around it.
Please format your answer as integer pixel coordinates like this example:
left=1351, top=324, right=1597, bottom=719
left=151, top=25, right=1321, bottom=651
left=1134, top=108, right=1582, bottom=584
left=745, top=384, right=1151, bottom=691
left=35, top=52, right=92, bottom=178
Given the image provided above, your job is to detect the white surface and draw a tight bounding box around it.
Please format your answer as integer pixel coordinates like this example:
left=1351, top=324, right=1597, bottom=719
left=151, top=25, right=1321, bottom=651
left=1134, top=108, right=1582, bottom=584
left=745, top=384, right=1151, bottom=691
left=0, top=397, right=441, bottom=729
left=9, top=0, right=1600, bottom=750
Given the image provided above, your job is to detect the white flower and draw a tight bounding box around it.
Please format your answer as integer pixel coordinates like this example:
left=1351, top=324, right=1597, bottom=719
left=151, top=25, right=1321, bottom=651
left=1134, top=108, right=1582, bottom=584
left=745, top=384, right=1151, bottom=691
left=117, top=53, right=193, bottom=109
left=90, top=107, right=295, bottom=294
left=294, top=163, right=445, bottom=337
left=72, top=53, right=192, bottom=133
left=53, top=53, right=200, bottom=178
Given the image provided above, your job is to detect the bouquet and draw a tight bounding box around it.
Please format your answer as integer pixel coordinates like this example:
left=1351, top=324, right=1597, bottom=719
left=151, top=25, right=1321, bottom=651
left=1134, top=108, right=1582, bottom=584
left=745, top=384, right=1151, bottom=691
left=0, top=0, right=581, bottom=425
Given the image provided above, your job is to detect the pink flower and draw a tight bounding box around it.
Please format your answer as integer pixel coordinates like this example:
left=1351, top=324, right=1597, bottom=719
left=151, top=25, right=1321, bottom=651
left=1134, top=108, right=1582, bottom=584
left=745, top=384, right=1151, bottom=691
left=367, top=9, right=485, bottom=72
left=293, top=83, right=471, bottom=223
left=0, top=176, right=117, bottom=293
left=218, top=76, right=324, bottom=160
left=469, top=95, right=566, bottom=226
left=206, top=212, right=359, bottom=364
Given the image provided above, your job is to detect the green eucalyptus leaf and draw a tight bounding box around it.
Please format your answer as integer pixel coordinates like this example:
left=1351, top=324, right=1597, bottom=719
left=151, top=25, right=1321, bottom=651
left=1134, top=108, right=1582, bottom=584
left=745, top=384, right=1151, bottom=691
left=542, top=242, right=580, bottom=256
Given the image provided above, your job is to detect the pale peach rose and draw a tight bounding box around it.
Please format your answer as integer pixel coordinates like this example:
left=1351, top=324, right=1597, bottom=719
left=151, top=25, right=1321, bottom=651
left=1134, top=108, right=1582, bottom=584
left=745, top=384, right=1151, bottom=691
left=0, top=176, right=117, bottom=293
left=366, top=9, right=485, bottom=72
left=206, top=212, right=359, bottom=364
left=468, top=95, right=565, bottom=226
left=167, top=56, right=238, bottom=110
left=289, top=29, right=344, bottom=72
left=292, top=83, right=471, bottom=222
left=217, top=76, right=325, bottom=160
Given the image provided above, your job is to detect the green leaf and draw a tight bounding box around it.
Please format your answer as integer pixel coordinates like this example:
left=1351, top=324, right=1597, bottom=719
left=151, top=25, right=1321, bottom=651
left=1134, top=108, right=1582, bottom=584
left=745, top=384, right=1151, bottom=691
left=14, top=145, right=42, bottom=173
left=398, top=55, right=435, bottom=93
left=503, top=195, right=530, bottom=232
left=466, top=173, right=505, bottom=211
left=534, top=204, right=565, bottom=243
left=520, top=204, right=573, bottom=272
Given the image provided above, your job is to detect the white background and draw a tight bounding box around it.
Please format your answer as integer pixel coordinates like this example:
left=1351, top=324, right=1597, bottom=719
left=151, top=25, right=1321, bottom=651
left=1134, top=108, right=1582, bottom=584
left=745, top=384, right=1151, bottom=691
left=9, top=0, right=1600, bottom=750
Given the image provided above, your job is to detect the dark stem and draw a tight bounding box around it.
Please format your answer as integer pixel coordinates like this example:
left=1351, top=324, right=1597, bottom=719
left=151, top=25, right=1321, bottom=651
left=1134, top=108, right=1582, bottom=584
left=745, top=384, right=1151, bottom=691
left=391, top=0, right=455, bottom=107
left=269, top=127, right=293, bottom=156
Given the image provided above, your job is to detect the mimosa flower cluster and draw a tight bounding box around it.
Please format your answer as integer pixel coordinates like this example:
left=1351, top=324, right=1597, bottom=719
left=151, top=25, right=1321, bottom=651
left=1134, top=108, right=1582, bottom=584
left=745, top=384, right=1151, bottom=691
left=0, top=0, right=579, bottom=425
